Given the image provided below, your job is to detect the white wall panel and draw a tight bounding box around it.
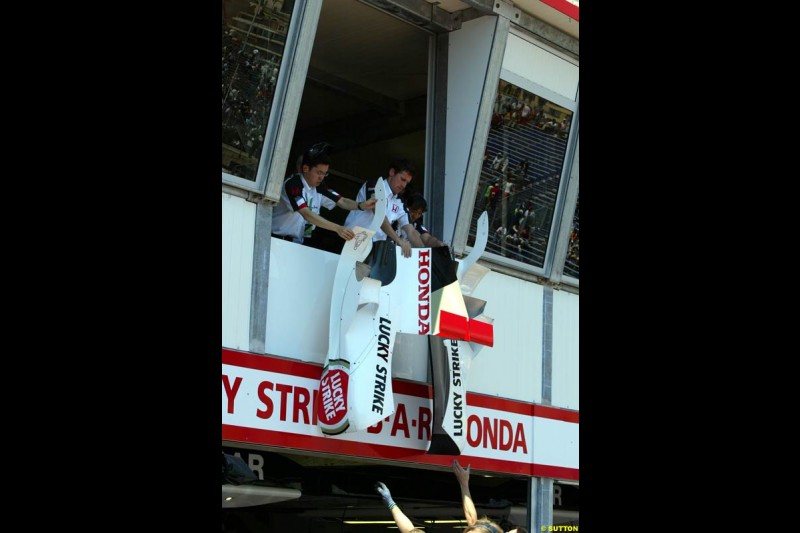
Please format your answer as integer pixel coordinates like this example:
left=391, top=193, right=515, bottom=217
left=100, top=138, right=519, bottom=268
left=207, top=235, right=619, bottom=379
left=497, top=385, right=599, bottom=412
left=532, top=415, right=579, bottom=470
left=468, top=270, right=543, bottom=403
left=445, top=16, right=496, bottom=243
left=502, top=33, right=579, bottom=102
left=551, top=289, right=579, bottom=409
left=222, top=193, right=257, bottom=350
left=264, top=239, right=341, bottom=363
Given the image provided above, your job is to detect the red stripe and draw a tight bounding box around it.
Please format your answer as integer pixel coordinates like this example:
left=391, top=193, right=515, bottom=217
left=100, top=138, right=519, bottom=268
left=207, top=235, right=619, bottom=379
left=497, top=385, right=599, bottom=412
left=467, top=393, right=578, bottom=423
left=393, top=379, right=432, bottom=398
left=468, top=319, right=494, bottom=347
left=223, top=349, right=323, bottom=380
left=538, top=0, right=578, bottom=21
left=532, top=463, right=579, bottom=480
left=439, top=310, right=469, bottom=340
left=223, top=424, right=577, bottom=479
left=467, top=393, right=535, bottom=416
left=223, top=349, right=577, bottom=422
left=533, top=404, right=579, bottom=423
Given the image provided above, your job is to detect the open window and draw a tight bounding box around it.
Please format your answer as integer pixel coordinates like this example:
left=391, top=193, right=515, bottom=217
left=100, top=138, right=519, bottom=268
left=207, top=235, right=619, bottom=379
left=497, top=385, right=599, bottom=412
left=222, top=0, right=299, bottom=185
left=467, top=78, right=574, bottom=272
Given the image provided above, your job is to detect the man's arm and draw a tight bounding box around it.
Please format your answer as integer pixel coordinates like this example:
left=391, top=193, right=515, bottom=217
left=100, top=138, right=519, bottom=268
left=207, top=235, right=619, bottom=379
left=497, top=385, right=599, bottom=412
left=297, top=207, right=354, bottom=241
left=336, top=196, right=378, bottom=212
left=452, top=460, right=477, bottom=526
left=389, top=505, right=417, bottom=533
left=419, top=230, right=445, bottom=248
left=375, top=482, right=417, bottom=533
left=399, top=223, right=427, bottom=248
left=421, top=233, right=446, bottom=247
left=381, top=218, right=412, bottom=258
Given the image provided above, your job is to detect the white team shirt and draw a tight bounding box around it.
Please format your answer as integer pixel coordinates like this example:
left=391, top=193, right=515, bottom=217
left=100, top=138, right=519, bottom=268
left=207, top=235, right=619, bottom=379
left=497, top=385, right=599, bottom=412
left=271, top=173, right=342, bottom=242
left=344, top=177, right=409, bottom=241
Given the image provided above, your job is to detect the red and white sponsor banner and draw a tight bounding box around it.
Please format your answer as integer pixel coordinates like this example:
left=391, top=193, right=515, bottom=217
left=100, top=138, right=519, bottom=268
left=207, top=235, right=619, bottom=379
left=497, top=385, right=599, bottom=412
left=222, top=349, right=578, bottom=480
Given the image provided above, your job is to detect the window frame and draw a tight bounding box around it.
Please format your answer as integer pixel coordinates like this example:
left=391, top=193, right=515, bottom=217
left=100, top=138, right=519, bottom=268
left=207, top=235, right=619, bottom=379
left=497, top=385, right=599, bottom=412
left=548, top=129, right=579, bottom=288
left=221, top=0, right=324, bottom=202
left=458, top=72, right=578, bottom=280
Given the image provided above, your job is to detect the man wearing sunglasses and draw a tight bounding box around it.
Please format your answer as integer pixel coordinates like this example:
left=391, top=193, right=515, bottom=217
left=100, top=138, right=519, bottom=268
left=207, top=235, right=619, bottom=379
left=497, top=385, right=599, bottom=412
left=271, top=145, right=377, bottom=245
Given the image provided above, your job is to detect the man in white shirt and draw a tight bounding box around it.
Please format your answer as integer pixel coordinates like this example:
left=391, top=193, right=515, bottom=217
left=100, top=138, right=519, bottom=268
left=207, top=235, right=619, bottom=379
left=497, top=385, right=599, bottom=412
left=344, top=158, right=425, bottom=258
left=272, top=146, right=376, bottom=244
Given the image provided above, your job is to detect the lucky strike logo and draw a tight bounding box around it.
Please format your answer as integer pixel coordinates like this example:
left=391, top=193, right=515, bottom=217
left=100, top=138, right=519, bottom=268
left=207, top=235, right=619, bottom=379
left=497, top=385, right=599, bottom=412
left=317, top=368, right=348, bottom=424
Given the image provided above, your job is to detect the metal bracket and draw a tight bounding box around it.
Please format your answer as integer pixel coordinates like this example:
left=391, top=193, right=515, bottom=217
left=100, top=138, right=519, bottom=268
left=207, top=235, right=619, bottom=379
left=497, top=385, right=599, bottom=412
left=491, top=0, right=519, bottom=20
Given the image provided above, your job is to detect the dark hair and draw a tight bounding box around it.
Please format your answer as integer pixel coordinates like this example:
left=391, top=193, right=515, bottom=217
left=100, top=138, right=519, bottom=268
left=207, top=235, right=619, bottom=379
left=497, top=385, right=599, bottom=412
left=403, top=192, right=427, bottom=212
left=302, top=142, right=332, bottom=168
left=302, top=150, right=331, bottom=169
left=388, top=158, right=416, bottom=177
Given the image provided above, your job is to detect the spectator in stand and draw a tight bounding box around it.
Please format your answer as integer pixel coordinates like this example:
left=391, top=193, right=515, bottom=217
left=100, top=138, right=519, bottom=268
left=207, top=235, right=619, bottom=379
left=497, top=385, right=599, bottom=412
left=479, top=181, right=492, bottom=211
left=499, top=154, right=510, bottom=174
left=491, top=112, right=504, bottom=130
left=518, top=159, right=530, bottom=181
left=519, top=100, right=532, bottom=126
left=533, top=103, right=543, bottom=125
left=494, top=225, right=508, bottom=244
left=503, top=179, right=513, bottom=199
left=559, top=118, right=570, bottom=138
left=271, top=143, right=377, bottom=245
left=491, top=152, right=504, bottom=171
left=512, top=203, right=526, bottom=231
left=488, top=181, right=501, bottom=213
left=524, top=202, right=536, bottom=233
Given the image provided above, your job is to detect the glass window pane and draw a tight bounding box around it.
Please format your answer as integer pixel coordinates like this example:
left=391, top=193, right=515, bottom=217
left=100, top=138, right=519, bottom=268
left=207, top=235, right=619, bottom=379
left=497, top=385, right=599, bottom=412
left=222, top=0, right=296, bottom=181
left=564, top=195, right=579, bottom=279
left=469, top=79, right=573, bottom=269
